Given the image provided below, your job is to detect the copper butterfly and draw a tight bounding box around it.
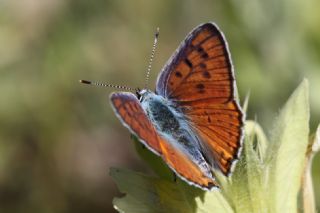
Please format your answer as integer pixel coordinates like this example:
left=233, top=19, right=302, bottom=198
left=82, top=23, right=244, bottom=190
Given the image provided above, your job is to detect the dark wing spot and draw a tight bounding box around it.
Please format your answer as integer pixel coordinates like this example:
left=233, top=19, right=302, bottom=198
left=175, top=71, right=183, bottom=78
left=200, top=63, right=207, bottom=69
left=208, top=116, right=211, bottom=123
left=184, top=58, right=193, bottom=68
left=201, top=52, right=209, bottom=59
left=196, top=83, right=205, bottom=94
left=197, top=46, right=205, bottom=53
left=196, top=46, right=208, bottom=58
left=202, top=71, right=211, bottom=79
left=196, top=83, right=205, bottom=89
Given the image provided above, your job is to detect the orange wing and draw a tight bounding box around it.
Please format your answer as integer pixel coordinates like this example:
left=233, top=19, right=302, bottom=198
left=110, top=92, right=162, bottom=155
left=156, top=23, right=244, bottom=175
left=156, top=23, right=233, bottom=103
left=110, top=92, right=217, bottom=189
left=159, top=137, right=217, bottom=189
left=187, top=101, right=243, bottom=175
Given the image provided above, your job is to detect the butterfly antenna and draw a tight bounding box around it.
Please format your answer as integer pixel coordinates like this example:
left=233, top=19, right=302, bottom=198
left=144, top=27, right=160, bottom=89
left=79, top=80, right=135, bottom=91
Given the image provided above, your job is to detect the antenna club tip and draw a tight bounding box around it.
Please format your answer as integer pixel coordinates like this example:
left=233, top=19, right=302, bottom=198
left=79, top=80, right=91, bottom=84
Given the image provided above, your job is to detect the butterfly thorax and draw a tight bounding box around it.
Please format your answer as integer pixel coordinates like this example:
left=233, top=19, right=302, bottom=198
left=139, top=90, right=195, bottom=151
left=139, top=90, right=181, bottom=134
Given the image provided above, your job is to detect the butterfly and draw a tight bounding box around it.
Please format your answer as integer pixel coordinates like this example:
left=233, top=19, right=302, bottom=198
left=84, top=23, right=244, bottom=190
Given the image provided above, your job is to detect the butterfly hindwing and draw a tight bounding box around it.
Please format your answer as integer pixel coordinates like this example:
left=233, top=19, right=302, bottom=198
left=158, top=137, right=217, bottom=189
left=156, top=22, right=244, bottom=175
left=188, top=101, right=243, bottom=175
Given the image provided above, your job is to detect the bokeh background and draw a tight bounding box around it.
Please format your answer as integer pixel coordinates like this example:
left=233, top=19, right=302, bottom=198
left=0, top=0, right=319, bottom=212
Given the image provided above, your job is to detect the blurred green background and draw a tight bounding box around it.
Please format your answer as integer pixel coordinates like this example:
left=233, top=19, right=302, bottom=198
left=0, top=0, right=319, bottom=212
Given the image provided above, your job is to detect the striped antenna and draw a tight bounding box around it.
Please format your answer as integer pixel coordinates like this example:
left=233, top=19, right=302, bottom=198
left=144, top=27, right=160, bottom=89
left=79, top=80, right=135, bottom=91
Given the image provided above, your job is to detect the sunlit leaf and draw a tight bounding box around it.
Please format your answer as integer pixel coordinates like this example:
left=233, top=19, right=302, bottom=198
left=242, top=90, right=251, bottom=114
left=221, top=120, right=268, bottom=213
left=301, top=124, right=320, bottom=213
left=266, top=79, right=310, bottom=212
left=312, top=125, right=320, bottom=153
left=245, top=120, right=268, bottom=161
left=110, top=167, right=233, bottom=213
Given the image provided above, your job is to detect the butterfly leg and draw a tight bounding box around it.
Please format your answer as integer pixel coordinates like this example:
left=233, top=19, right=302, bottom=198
left=173, top=172, right=177, bottom=182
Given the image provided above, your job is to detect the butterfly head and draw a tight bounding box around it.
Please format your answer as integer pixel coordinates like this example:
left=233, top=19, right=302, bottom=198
left=137, top=89, right=154, bottom=102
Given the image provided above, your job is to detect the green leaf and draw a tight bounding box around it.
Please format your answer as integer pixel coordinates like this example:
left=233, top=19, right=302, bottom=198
left=301, top=124, right=320, bottom=213
left=242, top=90, right=251, bottom=114
left=222, top=121, right=268, bottom=213
left=245, top=120, right=268, bottom=161
left=266, top=79, right=310, bottom=212
left=110, top=167, right=233, bottom=213
left=311, top=124, right=320, bottom=154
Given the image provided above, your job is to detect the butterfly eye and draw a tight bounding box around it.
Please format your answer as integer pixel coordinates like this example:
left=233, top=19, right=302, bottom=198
left=136, top=92, right=141, bottom=100
left=134, top=88, right=142, bottom=101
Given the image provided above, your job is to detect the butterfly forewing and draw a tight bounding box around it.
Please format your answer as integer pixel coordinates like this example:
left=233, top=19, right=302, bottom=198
left=110, top=92, right=162, bottom=155
left=156, top=23, right=244, bottom=175
left=156, top=23, right=233, bottom=103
